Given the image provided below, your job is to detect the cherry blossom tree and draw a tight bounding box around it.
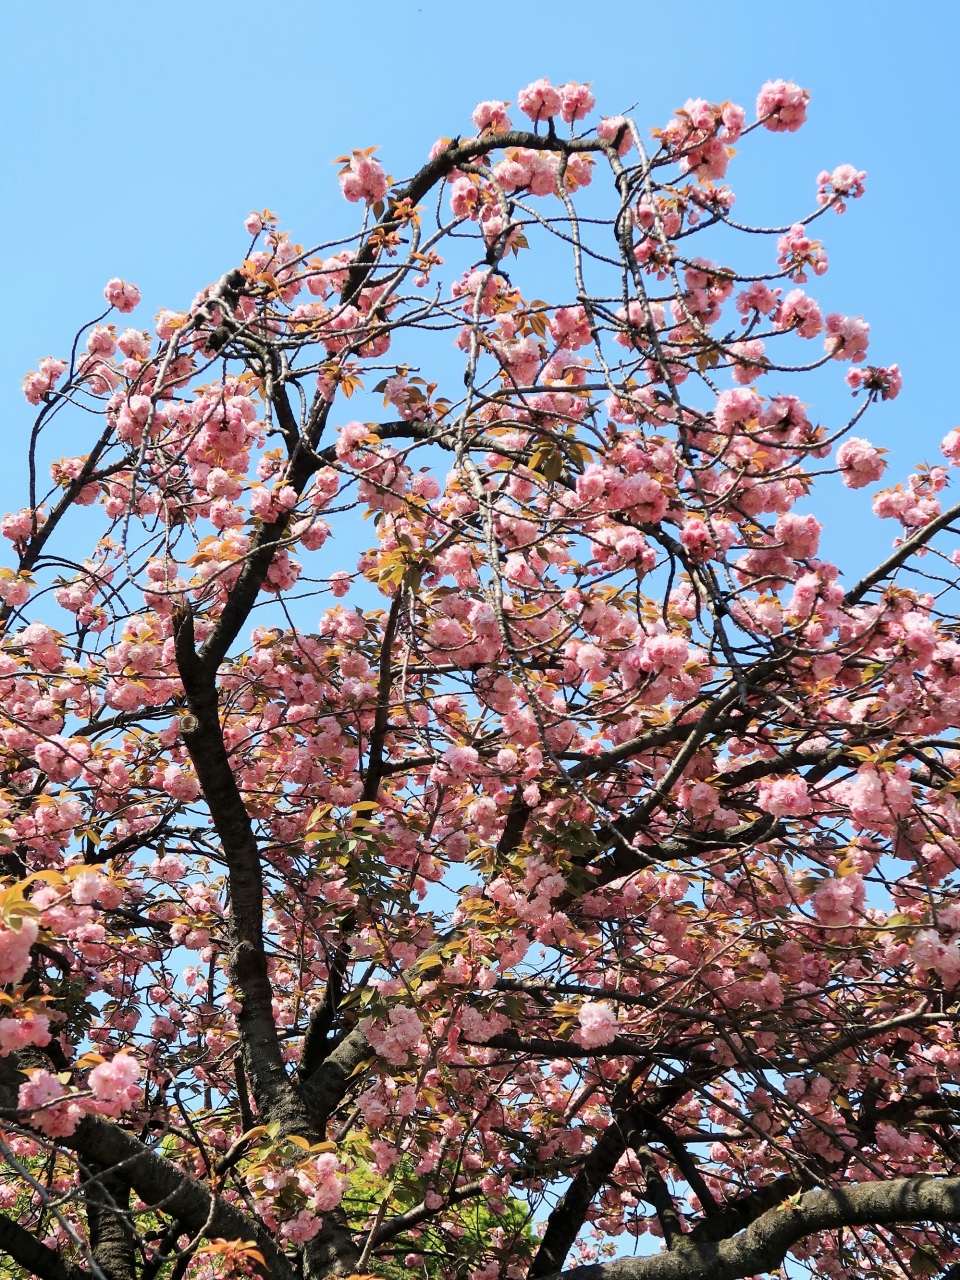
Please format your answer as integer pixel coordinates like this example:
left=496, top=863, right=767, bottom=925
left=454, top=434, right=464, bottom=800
left=3, top=74, right=960, bottom=1280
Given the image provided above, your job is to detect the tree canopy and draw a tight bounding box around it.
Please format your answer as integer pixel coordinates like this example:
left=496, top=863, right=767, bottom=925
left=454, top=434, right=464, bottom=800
left=3, top=75, right=960, bottom=1280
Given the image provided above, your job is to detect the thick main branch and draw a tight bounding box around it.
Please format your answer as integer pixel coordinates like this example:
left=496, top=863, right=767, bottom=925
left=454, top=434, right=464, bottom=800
left=548, top=1176, right=960, bottom=1280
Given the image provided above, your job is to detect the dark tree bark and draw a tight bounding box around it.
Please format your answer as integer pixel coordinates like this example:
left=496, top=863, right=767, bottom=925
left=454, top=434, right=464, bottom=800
left=543, top=1176, right=960, bottom=1280
left=83, top=1164, right=136, bottom=1280
left=0, top=1213, right=89, bottom=1280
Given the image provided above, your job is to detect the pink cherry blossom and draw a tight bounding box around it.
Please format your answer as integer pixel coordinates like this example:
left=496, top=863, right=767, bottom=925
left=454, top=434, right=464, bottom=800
left=89, top=1054, right=141, bottom=1107
left=845, top=364, right=902, bottom=400
left=472, top=100, right=512, bottom=134
left=773, top=288, right=823, bottom=338
left=597, top=115, right=632, bottom=155
left=846, top=765, right=913, bottom=828
left=0, top=917, right=38, bottom=985
left=559, top=82, right=596, bottom=124
left=825, top=313, right=870, bottom=363
left=575, top=1001, right=618, bottom=1048
left=17, top=1071, right=83, bottom=1137
left=0, top=1011, right=50, bottom=1056
left=942, top=429, right=960, bottom=465
left=728, top=339, right=766, bottom=384
left=103, top=278, right=142, bottom=312
left=71, top=871, right=110, bottom=904
left=339, top=152, right=389, bottom=205
left=757, top=775, right=812, bottom=817
left=756, top=79, right=809, bottom=132
left=836, top=437, right=888, bottom=488
left=817, top=164, right=867, bottom=211
left=736, top=281, right=780, bottom=317
left=776, top=225, right=827, bottom=281
left=812, top=872, right=865, bottom=926
left=22, top=357, right=67, bottom=406
left=517, top=78, right=562, bottom=122
left=714, top=386, right=762, bottom=432
left=18, top=1070, right=66, bottom=1111
left=363, top=1006, right=422, bottom=1065
left=282, top=1210, right=321, bottom=1243
left=721, top=102, right=746, bottom=141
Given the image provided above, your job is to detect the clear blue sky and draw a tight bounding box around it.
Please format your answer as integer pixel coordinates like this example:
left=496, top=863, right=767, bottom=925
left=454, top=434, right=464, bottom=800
left=2, top=0, right=957, bottom=582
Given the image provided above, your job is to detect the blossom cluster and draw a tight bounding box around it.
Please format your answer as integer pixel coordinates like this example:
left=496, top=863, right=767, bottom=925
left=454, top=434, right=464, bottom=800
left=1, top=73, right=958, bottom=1280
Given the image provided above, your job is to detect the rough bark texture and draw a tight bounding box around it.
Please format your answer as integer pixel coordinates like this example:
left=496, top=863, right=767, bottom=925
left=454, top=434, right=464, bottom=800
left=303, top=1208, right=362, bottom=1280
left=83, top=1165, right=136, bottom=1280
left=544, top=1176, right=960, bottom=1280
left=66, top=1117, right=296, bottom=1280
left=173, top=604, right=320, bottom=1141
left=300, top=1026, right=372, bottom=1129
left=0, top=1213, right=90, bottom=1280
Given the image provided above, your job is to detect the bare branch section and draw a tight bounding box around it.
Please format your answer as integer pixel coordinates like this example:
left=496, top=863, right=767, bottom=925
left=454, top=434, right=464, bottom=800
left=550, top=1178, right=960, bottom=1280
